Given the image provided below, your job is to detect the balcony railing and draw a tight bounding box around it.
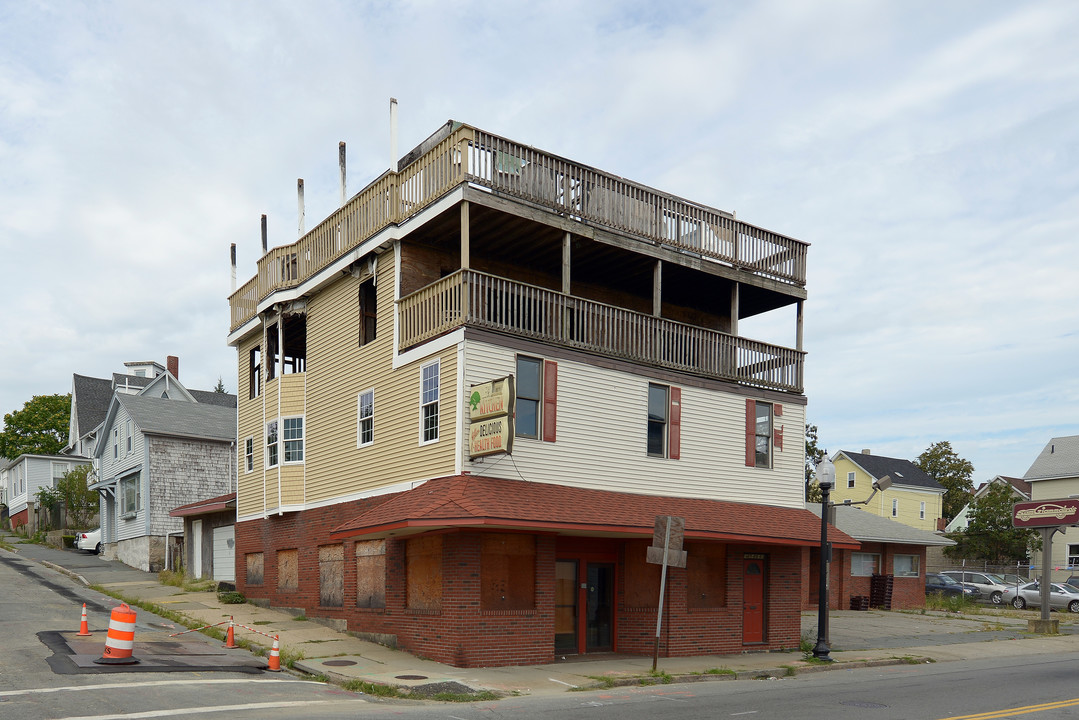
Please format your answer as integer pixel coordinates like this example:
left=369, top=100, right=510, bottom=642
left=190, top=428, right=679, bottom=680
left=230, top=123, right=808, bottom=332
left=399, top=270, right=804, bottom=393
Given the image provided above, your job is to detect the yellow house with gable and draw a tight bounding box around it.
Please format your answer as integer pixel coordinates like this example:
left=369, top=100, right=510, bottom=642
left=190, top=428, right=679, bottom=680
left=830, top=449, right=944, bottom=532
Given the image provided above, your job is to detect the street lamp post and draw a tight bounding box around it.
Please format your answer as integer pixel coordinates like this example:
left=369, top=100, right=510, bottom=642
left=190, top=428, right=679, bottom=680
left=813, top=457, right=836, bottom=662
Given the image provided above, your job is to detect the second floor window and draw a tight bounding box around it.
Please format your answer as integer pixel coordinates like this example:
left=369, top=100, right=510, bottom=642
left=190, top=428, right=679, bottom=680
left=420, top=360, right=440, bottom=443
left=283, top=418, right=304, bottom=463
left=266, top=421, right=279, bottom=468
left=244, top=438, right=253, bottom=473
left=120, top=472, right=141, bottom=516
left=892, top=498, right=899, bottom=517
left=754, top=402, right=772, bottom=468
left=847, top=471, right=855, bottom=488
left=647, top=384, right=668, bottom=457
left=359, top=279, right=377, bottom=347
left=358, top=390, right=374, bottom=446
left=516, top=356, right=542, bottom=439
left=126, top=420, right=133, bottom=453
left=920, top=501, right=926, bottom=519
left=250, top=346, right=261, bottom=399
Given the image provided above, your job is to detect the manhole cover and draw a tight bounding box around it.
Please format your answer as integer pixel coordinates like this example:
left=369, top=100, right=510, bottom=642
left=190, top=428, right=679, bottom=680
left=395, top=675, right=429, bottom=680
left=840, top=701, right=888, bottom=709
left=323, top=660, right=358, bottom=667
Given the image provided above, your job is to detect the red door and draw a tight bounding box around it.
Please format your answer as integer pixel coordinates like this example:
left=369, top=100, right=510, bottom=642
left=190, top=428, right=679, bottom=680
left=742, top=557, right=765, bottom=643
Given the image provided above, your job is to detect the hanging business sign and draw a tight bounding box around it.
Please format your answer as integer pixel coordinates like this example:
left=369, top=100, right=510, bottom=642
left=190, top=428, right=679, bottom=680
left=468, top=376, right=514, bottom=458
left=1012, top=499, right=1079, bottom=528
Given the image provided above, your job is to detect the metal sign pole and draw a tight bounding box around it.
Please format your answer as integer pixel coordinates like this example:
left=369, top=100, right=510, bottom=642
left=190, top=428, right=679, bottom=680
left=652, top=517, right=672, bottom=672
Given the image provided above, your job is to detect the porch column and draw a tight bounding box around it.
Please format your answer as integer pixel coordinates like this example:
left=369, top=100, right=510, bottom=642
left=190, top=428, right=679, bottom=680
left=730, top=283, right=740, bottom=336
left=461, top=201, right=470, bottom=321
left=796, top=300, right=804, bottom=352
left=562, top=232, right=571, bottom=294
left=653, top=260, right=662, bottom=317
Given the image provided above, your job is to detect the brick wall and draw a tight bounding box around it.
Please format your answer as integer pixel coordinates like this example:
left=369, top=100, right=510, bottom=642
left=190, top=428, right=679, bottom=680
left=238, top=503, right=807, bottom=667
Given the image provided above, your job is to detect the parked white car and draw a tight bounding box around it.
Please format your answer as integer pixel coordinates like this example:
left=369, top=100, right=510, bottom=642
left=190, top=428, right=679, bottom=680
left=1003, top=582, right=1079, bottom=613
left=940, top=571, right=1008, bottom=604
left=75, top=528, right=101, bottom=554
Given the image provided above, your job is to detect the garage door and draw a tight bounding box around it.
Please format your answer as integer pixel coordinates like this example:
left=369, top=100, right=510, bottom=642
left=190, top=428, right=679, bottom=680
left=212, top=525, right=235, bottom=582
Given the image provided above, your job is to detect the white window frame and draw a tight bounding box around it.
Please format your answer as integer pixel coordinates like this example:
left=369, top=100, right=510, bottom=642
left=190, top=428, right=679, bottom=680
left=920, top=501, right=926, bottom=520
left=126, top=419, right=133, bottom=454
left=894, top=554, right=919, bottom=577
left=851, top=552, right=880, bottom=577
left=119, top=472, right=141, bottom=517
left=357, top=389, right=374, bottom=447
left=265, top=420, right=279, bottom=468
left=419, top=360, right=440, bottom=445
left=647, top=383, right=669, bottom=458
left=515, top=356, right=542, bottom=439
left=51, top=462, right=69, bottom=485
left=753, top=401, right=772, bottom=468
left=282, top=416, right=304, bottom=463
left=847, top=471, right=855, bottom=489
left=244, top=437, right=254, bottom=473
left=892, top=498, right=899, bottom=517
left=113, top=427, right=119, bottom=459
left=1068, top=544, right=1079, bottom=567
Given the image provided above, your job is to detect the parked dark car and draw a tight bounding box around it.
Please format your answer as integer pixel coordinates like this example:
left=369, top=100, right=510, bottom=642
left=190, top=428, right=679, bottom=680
left=1065, top=576, right=1079, bottom=591
left=926, top=573, right=979, bottom=598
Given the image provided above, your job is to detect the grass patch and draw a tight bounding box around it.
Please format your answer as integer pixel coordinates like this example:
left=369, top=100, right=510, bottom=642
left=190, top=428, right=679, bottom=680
left=925, top=593, right=980, bottom=614
left=342, top=680, right=405, bottom=698
left=218, top=591, right=247, bottom=604
left=780, top=665, right=797, bottom=677
left=292, top=614, right=309, bottom=621
left=704, top=667, right=735, bottom=676
left=157, top=569, right=216, bottom=593
left=585, top=675, right=617, bottom=688
left=252, top=620, right=274, bottom=626
left=649, top=670, right=672, bottom=684
left=430, top=690, right=500, bottom=702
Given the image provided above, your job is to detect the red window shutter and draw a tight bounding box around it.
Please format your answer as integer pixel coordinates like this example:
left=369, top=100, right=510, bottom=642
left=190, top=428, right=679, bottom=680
left=774, top=425, right=784, bottom=451
left=542, top=361, right=558, bottom=443
left=774, top=403, right=783, bottom=417
left=745, top=399, right=756, bottom=467
left=669, top=387, right=681, bottom=460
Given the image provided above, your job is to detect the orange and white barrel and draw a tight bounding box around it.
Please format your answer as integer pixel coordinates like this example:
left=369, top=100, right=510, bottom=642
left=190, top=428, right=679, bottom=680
left=93, top=602, right=140, bottom=665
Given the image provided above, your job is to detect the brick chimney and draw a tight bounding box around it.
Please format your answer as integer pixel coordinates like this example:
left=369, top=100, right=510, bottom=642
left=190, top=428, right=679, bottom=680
left=861, top=449, right=871, bottom=455
left=167, top=355, right=179, bottom=379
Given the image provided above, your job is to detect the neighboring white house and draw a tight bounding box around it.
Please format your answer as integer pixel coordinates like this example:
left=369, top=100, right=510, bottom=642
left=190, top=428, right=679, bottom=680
left=90, top=370, right=236, bottom=572
left=1023, top=435, right=1079, bottom=582
left=944, top=475, right=1031, bottom=533
left=2, top=453, right=92, bottom=533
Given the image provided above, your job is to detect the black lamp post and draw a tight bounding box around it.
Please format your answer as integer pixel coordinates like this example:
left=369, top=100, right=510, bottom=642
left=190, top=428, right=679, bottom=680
left=813, top=457, right=836, bottom=662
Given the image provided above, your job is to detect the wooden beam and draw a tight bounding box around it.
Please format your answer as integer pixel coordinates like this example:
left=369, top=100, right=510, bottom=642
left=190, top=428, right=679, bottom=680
left=731, top=283, right=740, bottom=336
left=796, top=300, right=804, bottom=352
left=653, top=260, right=662, bottom=317
left=460, top=200, right=470, bottom=270
left=562, top=231, right=571, bottom=294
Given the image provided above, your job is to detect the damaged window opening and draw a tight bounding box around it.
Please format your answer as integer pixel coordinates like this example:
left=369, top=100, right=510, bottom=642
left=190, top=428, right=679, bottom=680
left=359, top=279, right=377, bottom=347
left=266, top=314, right=308, bottom=379
left=249, top=346, right=261, bottom=399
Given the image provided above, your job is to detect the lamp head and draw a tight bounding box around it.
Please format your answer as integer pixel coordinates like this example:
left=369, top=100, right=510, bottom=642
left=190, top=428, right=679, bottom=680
left=873, top=474, right=893, bottom=492
left=816, top=457, right=836, bottom=490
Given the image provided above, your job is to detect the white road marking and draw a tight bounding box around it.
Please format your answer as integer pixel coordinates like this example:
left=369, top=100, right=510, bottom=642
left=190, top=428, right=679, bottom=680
left=56, top=700, right=334, bottom=720
left=548, top=677, right=579, bottom=687
left=0, top=678, right=307, bottom=697
left=731, top=711, right=759, bottom=716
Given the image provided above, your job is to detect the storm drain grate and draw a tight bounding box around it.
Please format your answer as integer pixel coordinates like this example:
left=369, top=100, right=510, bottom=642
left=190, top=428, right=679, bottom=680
left=323, top=660, right=358, bottom=667
left=395, top=675, right=429, bottom=680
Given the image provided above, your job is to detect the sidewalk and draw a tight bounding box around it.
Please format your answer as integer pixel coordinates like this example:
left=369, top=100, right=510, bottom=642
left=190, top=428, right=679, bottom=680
left=5, top=531, right=1079, bottom=697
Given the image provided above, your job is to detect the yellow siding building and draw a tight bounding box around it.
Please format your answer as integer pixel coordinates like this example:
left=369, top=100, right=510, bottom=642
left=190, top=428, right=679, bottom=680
left=831, top=450, right=944, bottom=533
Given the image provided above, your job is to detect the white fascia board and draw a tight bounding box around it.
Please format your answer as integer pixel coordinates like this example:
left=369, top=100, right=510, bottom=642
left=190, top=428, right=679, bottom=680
left=227, top=187, right=467, bottom=347
left=235, top=477, right=428, bottom=523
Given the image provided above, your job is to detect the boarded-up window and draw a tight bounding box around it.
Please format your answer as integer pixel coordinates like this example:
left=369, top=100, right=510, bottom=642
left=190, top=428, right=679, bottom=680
left=355, top=540, right=386, bottom=609
left=406, top=535, right=442, bottom=611
left=686, top=543, right=727, bottom=609
left=246, top=552, right=264, bottom=586
left=481, top=534, right=535, bottom=610
left=319, top=545, right=344, bottom=607
left=277, top=549, right=298, bottom=591
left=623, top=540, right=661, bottom=608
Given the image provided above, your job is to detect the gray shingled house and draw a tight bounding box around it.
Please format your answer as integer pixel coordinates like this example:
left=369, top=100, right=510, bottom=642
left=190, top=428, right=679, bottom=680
left=90, top=370, right=236, bottom=572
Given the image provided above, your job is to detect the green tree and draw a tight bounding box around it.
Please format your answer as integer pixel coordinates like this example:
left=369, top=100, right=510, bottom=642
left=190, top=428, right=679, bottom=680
left=804, top=423, right=826, bottom=503
left=213, top=376, right=227, bottom=393
left=916, top=440, right=974, bottom=521
left=0, top=394, right=71, bottom=458
left=57, top=465, right=97, bottom=530
left=944, top=483, right=1040, bottom=565
left=34, top=485, right=63, bottom=531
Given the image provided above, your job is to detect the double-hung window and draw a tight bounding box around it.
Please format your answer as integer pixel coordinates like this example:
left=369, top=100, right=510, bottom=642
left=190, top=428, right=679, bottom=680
left=847, top=471, right=855, bottom=488
left=126, top=420, right=133, bottom=454
left=283, top=418, right=304, bottom=463
left=359, top=279, right=377, bottom=346
left=357, top=390, right=374, bottom=447
left=647, top=384, right=668, bottom=457
left=266, top=421, right=279, bottom=468
left=851, top=552, right=879, bottom=577
left=120, top=472, right=141, bottom=516
left=515, top=357, right=542, bottom=439
left=420, top=360, right=440, bottom=443
left=919, top=501, right=926, bottom=520
left=894, top=555, right=919, bottom=577
left=244, top=437, right=254, bottom=473
left=892, top=498, right=899, bottom=517
left=754, top=402, right=772, bottom=467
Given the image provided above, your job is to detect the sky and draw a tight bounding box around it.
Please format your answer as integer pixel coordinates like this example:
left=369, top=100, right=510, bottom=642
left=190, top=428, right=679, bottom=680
left=1, top=0, right=1077, bottom=482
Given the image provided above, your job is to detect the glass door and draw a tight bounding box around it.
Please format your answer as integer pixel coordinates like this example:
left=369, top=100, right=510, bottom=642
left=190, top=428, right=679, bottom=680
left=555, top=560, right=578, bottom=654
left=585, top=563, right=614, bottom=652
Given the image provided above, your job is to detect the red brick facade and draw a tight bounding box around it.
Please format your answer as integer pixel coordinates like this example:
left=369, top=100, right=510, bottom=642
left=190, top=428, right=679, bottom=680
left=9, top=508, right=27, bottom=530
left=236, top=503, right=810, bottom=667
left=802, top=543, right=928, bottom=611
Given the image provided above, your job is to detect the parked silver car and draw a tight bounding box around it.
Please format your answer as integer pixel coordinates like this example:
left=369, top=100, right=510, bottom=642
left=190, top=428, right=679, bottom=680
left=75, top=528, right=101, bottom=554
left=940, top=570, right=1008, bottom=604
left=1003, top=581, right=1079, bottom=613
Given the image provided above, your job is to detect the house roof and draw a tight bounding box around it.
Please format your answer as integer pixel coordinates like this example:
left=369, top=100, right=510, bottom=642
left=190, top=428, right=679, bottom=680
left=331, top=474, right=861, bottom=549
left=835, top=451, right=944, bottom=491
left=116, top=394, right=236, bottom=443
left=1023, top=436, right=1079, bottom=481
left=974, top=475, right=1030, bottom=499
left=71, top=374, right=115, bottom=438
left=189, top=390, right=238, bottom=408
left=111, top=373, right=154, bottom=391
left=807, top=504, right=954, bottom=546
left=170, top=492, right=236, bottom=517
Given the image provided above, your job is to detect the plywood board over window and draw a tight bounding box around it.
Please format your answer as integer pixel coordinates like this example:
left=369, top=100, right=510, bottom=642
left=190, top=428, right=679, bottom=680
left=481, top=533, right=535, bottom=610
left=246, top=553, right=264, bottom=586
left=686, top=542, right=728, bottom=609
left=278, top=549, right=298, bottom=591
left=406, top=535, right=442, bottom=611
left=355, top=540, right=386, bottom=609
left=623, top=539, right=661, bottom=608
left=319, top=545, right=344, bottom=607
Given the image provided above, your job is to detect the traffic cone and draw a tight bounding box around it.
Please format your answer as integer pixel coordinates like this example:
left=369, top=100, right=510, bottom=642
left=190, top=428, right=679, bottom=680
left=224, top=616, right=237, bottom=648
left=93, top=602, right=140, bottom=665
left=77, top=603, right=92, bottom=636
left=267, top=635, right=281, bottom=672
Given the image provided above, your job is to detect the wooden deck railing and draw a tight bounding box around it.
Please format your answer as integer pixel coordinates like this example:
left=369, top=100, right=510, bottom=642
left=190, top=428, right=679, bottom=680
left=230, top=123, right=807, bottom=332
left=399, top=271, right=804, bottom=393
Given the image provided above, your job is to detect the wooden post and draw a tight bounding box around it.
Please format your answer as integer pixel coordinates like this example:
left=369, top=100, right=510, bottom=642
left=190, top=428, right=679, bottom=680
left=460, top=201, right=470, bottom=322
left=796, top=300, right=804, bottom=352
left=562, top=232, right=571, bottom=294
left=653, top=261, right=662, bottom=317
left=730, top=283, right=740, bottom=336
